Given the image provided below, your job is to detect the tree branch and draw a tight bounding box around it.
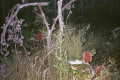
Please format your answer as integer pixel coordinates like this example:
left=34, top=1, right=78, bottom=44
left=51, top=0, right=77, bottom=31
left=37, top=6, right=50, bottom=31
left=1, top=2, right=49, bottom=43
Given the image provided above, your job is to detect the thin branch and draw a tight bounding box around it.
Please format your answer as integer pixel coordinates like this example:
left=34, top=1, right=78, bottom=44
left=62, top=0, right=77, bottom=11
left=18, top=2, right=48, bottom=10
left=37, top=6, right=50, bottom=31
left=51, top=16, right=58, bottom=32
left=37, top=6, right=52, bottom=50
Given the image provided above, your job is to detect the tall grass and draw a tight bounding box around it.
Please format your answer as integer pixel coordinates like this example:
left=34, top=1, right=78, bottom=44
left=1, top=24, right=117, bottom=80
left=53, top=24, right=93, bottom=80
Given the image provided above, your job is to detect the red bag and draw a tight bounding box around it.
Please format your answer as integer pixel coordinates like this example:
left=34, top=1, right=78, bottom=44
left=35, top=33, right=46, bottom=40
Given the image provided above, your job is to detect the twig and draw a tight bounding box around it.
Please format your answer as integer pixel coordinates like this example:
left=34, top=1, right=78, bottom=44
left=62, top=0, right=77, bottom=11
left=37, top=6, right=50, bottom=31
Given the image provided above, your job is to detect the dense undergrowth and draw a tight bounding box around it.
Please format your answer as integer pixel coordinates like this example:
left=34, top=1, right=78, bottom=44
left=0, top=23, right=120, bottom=80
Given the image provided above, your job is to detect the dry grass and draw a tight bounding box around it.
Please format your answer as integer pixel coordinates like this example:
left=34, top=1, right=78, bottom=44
left=1, top=24, right=118, bottom=80
left=5, top=49, right=55, bottom=80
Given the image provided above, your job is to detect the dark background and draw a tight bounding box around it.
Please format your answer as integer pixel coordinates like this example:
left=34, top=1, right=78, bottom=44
left=0, top=0, right=120, bottom=25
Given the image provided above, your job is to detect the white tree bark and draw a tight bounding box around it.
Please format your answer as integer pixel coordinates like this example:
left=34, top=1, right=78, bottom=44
left=57, top=0, right=64, bottom=54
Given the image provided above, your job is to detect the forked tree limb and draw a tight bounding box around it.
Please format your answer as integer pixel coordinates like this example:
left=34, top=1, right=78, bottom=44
left=37, top=6, right=52, bottom=50
left=62, top=0, right=77, bottom=11
left=51, top=0, right=78, bottom=31
left=36, top=0, right=78, bottom=50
